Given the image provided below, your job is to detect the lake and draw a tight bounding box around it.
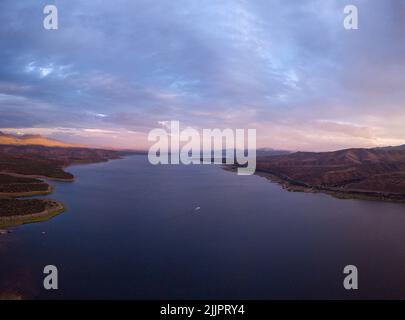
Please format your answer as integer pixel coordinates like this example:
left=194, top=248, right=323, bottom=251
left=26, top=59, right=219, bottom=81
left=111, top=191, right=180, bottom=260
left=1, top=155, right=405, bottom=299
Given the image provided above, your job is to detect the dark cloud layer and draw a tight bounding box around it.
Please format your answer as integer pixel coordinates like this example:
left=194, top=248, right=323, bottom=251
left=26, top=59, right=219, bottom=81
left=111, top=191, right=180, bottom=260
left=0, top=0, right=404, bottom=150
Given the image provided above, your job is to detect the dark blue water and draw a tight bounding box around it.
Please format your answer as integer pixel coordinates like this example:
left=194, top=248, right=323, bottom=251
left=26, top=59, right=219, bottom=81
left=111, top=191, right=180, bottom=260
left=2, top=155, right=405, bottom=299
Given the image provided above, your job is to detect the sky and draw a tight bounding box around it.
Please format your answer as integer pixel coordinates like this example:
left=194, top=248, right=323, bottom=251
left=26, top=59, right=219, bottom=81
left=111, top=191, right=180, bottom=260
left=0, top=0, right=404, bottom=151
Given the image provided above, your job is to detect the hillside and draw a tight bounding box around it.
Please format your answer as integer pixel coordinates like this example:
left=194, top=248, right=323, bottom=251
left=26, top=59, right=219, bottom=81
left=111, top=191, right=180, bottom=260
left=0, top=144, right=122, bottom=224
left=256, top=147, right=405, bottom=201
left=0, top=131, right=78, bottom=148
left=0, top=144, right=122, bottom=180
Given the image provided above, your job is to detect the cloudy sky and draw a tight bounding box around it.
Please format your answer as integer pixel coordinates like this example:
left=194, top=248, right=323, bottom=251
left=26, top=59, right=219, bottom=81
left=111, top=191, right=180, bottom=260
left=0, top=0, right=404, bottom=151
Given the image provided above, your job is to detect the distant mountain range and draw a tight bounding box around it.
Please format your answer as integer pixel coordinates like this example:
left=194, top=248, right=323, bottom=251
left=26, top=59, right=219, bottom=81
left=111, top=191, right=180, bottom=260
left=256, top=148, right=292, bottom=156
left=372, top=145, right=405, bottom=151
left=3, top=130, right=405, bottom=202
left=0, top=131, right=78, bottom=148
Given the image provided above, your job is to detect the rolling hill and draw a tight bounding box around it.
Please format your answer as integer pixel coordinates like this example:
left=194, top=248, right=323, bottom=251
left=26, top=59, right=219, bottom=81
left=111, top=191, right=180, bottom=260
left=256, top=147, right=405, bottom=201
left=0, top=131, right=78, bottom=148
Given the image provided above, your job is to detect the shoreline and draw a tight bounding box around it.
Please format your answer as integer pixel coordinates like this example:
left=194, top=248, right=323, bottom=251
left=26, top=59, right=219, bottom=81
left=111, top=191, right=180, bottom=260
left=0, top=199, right=65, bottom=229
left=0, top=171, right=74, bottom=182
left=0, top=155, right=126, bottom=231
left=0, top=183, right=53, bottom=198
left=223, top=165, right=405, bottom=203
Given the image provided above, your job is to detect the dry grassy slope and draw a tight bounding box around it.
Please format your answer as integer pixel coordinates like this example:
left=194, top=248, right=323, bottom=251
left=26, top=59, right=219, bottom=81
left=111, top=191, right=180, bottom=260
left=0, top=132, right=77, bottom=148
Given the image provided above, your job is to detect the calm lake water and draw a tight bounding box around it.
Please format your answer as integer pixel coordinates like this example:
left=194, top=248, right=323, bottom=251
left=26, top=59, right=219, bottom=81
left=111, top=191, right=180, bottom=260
left=1, top=155, right=405, bottom=299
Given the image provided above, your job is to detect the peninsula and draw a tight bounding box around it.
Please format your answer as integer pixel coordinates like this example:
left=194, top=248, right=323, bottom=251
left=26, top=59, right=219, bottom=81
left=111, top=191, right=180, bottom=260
left=0, top=132, right=125, bottom=229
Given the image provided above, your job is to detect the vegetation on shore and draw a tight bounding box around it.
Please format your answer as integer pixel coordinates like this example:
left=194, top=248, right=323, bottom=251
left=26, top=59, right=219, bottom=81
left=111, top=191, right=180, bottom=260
left=0, top=173, right=53, bottom=197
left=0, top=199, right=65, bottom=228
left=0, top=143, right=125, bottom=229
left=224, top=165, right=405, bottom=203
left=0, top=172, right=62, bottom=229
left=224, top=147, right=405, bottom=203
left=257, top=170, right=405, bottom=203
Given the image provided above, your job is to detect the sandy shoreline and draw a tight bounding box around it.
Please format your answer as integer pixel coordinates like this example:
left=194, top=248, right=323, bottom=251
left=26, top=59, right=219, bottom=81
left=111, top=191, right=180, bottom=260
left=0, top=171, right=74, bottom=182
left=0, top=199, right=65, bottom=229
left=0, top=184, right=53, bottom=198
